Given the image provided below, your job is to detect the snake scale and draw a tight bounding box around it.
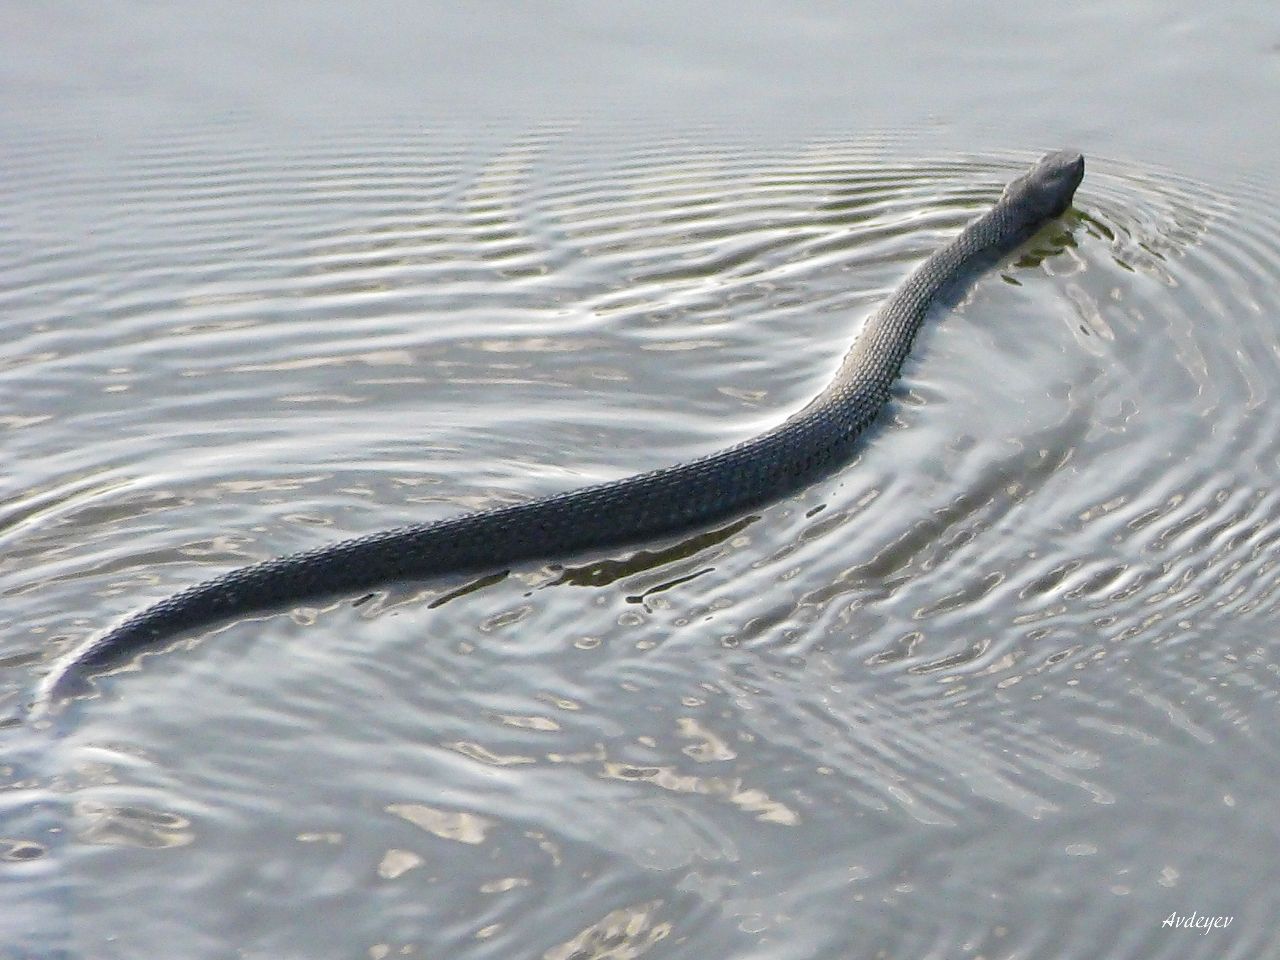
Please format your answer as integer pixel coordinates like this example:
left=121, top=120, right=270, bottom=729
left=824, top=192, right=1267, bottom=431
left=35, top=150, right=1084, bottom=710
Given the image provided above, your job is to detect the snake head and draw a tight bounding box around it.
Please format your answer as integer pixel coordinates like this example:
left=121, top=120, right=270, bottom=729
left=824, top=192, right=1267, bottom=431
left=1001, top=150, right=1085, bottom=223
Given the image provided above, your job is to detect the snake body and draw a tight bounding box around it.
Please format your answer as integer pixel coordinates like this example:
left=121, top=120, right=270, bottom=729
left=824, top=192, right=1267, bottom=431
left=36, top=150, right=1084, bottom=708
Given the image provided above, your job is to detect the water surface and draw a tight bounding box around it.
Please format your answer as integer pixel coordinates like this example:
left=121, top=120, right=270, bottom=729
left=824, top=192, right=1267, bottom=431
left=3, top=4, right=1280, bottom=959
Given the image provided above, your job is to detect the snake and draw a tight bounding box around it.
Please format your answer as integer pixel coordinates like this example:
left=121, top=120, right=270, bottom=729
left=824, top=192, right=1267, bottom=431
left=34, top=149, right=1084, bottom=711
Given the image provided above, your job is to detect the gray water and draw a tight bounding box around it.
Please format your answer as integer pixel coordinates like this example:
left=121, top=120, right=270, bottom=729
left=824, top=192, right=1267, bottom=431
left=3, top=3, right=1280, bottom=959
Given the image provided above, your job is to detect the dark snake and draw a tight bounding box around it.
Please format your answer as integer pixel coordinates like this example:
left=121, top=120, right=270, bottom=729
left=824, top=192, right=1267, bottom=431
left=34, top=150, right=1085, bottom=711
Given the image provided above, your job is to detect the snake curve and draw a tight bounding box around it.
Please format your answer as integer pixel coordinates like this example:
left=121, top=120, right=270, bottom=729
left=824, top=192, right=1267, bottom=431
left=35, top=150, right=1084, bottom=710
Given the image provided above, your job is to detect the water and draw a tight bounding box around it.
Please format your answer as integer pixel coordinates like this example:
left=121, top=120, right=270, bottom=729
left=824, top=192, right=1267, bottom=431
left=3, top=4, right=1280, bottom=959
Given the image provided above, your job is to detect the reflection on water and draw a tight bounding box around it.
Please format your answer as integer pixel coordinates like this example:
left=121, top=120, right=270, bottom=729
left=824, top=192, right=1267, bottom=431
left=3, top=126, right=1280, bottom=959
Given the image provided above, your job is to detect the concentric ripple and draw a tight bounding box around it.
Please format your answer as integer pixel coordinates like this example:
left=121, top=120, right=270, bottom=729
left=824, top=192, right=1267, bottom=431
left=3, top=125, right=1280, bottom=959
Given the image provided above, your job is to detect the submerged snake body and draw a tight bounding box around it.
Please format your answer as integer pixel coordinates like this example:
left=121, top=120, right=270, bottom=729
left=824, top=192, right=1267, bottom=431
left=38, top=150, right=1084, bottom=707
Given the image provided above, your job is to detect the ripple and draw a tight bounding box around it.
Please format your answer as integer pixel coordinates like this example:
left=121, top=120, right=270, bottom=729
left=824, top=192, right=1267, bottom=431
left=4, top=125, right=1280, bottom=958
